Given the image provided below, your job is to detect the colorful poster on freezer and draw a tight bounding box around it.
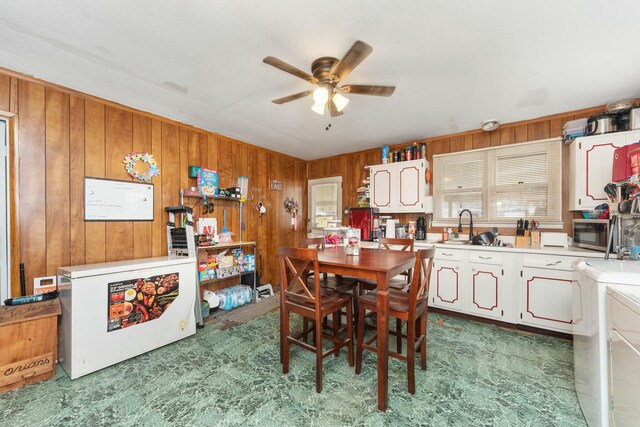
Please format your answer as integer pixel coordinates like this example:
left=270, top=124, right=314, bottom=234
left=107, top=273, right=180, bottom=332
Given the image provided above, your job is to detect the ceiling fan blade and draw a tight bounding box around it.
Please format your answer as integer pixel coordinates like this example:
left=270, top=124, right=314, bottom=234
left=263, top=56, right=318, bottom=84
left=340, top=85, right=396, bottom=96
left=330, top=41, right=373, bottom=82
left=328, top=98, right=343, bottom=117
left=272, top=90, right=313, bottom=104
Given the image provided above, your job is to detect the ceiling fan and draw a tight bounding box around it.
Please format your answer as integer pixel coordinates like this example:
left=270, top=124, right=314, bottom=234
left=263, top=40, right=395, bottom=117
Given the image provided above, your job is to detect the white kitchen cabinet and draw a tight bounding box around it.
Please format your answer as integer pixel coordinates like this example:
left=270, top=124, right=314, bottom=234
left=569, top=130, right=640, bottom=210
left=370, top=163, right=394, bottom=211
left=369, top=159, right=431, bottom=213
left=468, top=263, right=504, bottom=320
left=430, top=258, right=465, bottom=312
left=520, top=266, right=575, bottom=333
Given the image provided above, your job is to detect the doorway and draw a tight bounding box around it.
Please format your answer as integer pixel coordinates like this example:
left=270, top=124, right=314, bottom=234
left=0, top=118, right=8, bottom=302
left=308, top=177, right=342, bottom=236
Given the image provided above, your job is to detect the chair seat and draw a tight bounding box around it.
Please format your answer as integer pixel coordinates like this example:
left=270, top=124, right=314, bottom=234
left=359, top=276, right=409, bottom=291
left=317, top=276, right=358, bottom=294
left=358, top=289, right=427, bottom=314
left=288, top=287, right=352, bottom=310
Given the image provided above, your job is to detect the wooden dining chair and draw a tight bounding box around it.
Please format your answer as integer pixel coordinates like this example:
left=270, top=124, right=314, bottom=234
left=360, top=237, right=415, bottom=292
left=299, top=237, right=358, bottom=348
left=279, top=246, right=354, bottom=393
left=355, top=248, right=435, bottom=394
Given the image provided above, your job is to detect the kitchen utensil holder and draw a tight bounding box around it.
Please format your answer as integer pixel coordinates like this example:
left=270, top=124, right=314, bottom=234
left=530, top=231, right=541, bottom=247
left=515, top=231, right=530, bottom=248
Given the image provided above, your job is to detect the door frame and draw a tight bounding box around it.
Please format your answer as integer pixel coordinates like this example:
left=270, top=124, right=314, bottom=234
left=0, top=110, right=20, bottom=299
left=307, top=176, right=342, bottom=230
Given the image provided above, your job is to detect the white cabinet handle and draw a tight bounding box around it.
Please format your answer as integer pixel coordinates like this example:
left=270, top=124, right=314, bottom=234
left=442, top=253, right=453, bottom=256
left=479, top=256, right=492, bottom=260
left=546, top=261, right=562, bottom=266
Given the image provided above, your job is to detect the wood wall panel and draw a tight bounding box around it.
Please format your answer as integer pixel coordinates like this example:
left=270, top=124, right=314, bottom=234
left=132, top=114, right=153, bottom=259
left=0, top=74, right=10, bottom=111
left=4, top=68, right=307, bottom=295
left=69, top=95, right=85, bottom=266
left=44, top=88, right=70, bottom=276
left=160, top=123, right=179, bottom=255
left=18, top=80, right=46, bottom=292
left=150, top=119, right=163, bottom=258
left=105, top=107, right=133, bottom=261
left=84, top=100, right=106, bottom=264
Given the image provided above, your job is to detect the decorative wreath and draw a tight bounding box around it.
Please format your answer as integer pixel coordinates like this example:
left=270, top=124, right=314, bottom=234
left=123, top=152, right=160, bottom=182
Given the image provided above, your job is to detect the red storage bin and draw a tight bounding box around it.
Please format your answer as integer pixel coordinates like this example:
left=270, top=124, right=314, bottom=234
left=612, top=145, right=630, bottom=182
left=612, top=142, right=640, bottom=182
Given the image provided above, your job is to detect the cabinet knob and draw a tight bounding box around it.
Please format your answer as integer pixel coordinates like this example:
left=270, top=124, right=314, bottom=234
left=455, top=266, right=459, bottom=270
left=472, top=268, right=476, bottom=271
left=479, top=256, right=491, bottom=260
left=546, top=261, right=562, bottom=266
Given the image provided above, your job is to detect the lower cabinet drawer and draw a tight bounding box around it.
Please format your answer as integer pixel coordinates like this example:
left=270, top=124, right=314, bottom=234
left=468, top=251, right=503, bottom=265
left=435, top=248, right=464, bottom=262
left=522, top=254, right=578, bottom=271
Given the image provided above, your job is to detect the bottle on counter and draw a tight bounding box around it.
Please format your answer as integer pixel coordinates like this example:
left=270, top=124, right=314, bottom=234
left=420, top=143, right=426, bottom=159
left=406, top=145, right=413, bottom=161
left=414, top=142, right=421, bottom=159
left=400, top=149, right=406, bottom=161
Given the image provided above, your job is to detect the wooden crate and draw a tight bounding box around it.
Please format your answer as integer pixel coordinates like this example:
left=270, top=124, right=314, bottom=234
left=0, top=299, right=61, bottom=393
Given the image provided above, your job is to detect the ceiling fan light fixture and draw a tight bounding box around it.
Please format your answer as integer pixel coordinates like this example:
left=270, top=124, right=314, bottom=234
left=332, top=92, right=349, bottom=112
left=311, top=102, right=325, bottom=115
left=312, top=87, right=329, bottom=105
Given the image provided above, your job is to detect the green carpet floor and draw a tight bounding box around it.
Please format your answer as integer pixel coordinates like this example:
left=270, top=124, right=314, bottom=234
left=0, top=311, right=586, bottom=427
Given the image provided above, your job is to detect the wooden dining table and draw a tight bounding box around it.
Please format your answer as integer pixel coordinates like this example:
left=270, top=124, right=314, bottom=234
left=315, top=245, right=416, bottom=411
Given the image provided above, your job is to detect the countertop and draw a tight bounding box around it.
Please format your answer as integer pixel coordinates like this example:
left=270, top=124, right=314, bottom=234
left=360, top=240, right=605, bottom=258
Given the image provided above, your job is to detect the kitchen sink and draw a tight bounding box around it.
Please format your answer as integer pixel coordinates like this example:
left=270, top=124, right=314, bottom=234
left=438, top=240, right=470, bottom=245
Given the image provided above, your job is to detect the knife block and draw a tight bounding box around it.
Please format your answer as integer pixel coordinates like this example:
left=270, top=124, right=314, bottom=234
left=530, top=231, right=541, bottom=247
left=515, top=231, right=531, bottom=248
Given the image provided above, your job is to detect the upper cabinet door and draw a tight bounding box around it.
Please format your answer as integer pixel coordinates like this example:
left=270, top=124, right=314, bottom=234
left=370, top=164, right=395, bottom=212
left=396, top=160, right=425, bottom=212
left=569, top=132, right=639, bottom=210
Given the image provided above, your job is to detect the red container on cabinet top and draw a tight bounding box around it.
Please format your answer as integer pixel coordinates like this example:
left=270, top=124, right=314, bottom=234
left=612, top=142, right=640, bottom=182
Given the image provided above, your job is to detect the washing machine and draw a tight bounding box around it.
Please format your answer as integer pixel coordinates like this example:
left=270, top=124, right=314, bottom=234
left=606, top=284, right=640, bottom=427
left=573, top=260, right=640, bottom=427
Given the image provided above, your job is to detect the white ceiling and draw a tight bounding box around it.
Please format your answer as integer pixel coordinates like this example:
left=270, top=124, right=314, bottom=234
left=1, top=1, right=640, bottom=160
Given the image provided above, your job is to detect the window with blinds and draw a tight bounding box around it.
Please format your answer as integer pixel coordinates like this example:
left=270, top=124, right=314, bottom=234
left=433, top=139, right=562, bottom=226
left=435, top=151, right=485, bottom=219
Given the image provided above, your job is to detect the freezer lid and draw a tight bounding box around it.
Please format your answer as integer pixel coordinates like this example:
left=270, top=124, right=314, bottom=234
left=578, top=260, right=640, bottom=286
left=608, top=284, right=640, bottom=312
left=58, top=256, right=196, bottom=279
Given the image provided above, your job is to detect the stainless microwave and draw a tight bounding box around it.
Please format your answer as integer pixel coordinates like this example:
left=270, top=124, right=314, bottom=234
left=573, top=219, right=612, bottom=252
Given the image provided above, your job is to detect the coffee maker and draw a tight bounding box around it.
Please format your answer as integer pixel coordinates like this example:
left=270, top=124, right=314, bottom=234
left=416, top=216, right=426, bottom=240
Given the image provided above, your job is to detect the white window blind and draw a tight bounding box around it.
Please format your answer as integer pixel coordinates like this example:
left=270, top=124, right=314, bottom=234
left=443, top=160, right=483, bottom=190
left=435, top=152, right=485, bottom=219
left=433, top=139, right=562, bottom=226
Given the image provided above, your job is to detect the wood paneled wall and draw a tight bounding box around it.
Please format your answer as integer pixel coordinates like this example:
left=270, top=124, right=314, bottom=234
left=0, top=70, right=307, bottom=297
left=308, top=106, right=607, bottom=235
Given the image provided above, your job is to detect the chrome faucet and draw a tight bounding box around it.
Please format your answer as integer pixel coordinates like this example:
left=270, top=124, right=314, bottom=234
left=458, top=209, right=474, bottom=241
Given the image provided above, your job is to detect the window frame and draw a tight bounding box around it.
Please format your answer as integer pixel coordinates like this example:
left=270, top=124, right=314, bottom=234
left=433, top=138, right=563, bottom=229
left=308, top=176, right=342, bottom=229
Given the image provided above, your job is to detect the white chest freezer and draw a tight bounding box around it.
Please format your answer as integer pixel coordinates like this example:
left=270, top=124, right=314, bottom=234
left=574, top=260, right=640, bottom=427
left=57, top=256, right=197, bottom=379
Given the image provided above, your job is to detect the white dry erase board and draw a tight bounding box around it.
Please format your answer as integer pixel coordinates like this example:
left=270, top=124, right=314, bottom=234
left=84, top=177, right=154, bottom=221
